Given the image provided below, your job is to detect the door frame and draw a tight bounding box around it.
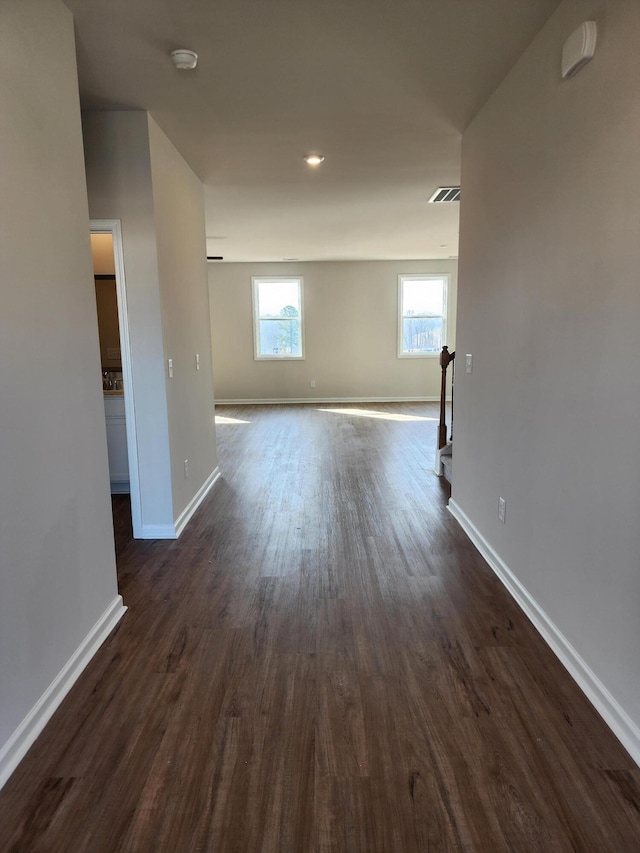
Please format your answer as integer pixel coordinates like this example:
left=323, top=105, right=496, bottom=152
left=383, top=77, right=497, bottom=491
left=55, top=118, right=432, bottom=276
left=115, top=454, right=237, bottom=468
left=91, top=219, right=143, bottom=538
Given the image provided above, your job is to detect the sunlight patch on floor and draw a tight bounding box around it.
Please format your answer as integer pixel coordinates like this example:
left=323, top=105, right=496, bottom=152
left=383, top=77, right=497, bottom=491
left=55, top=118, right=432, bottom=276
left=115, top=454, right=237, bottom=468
left=318, top=407, right=436, bottom=422
left=215, top=415, right=251, bottom=425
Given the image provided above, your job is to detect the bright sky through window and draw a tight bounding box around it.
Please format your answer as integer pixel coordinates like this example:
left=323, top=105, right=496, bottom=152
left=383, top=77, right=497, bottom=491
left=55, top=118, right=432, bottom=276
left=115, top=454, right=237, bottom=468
left=402, top=279, right=444, bottom=316
left=257, top=280, right=301, bottom=317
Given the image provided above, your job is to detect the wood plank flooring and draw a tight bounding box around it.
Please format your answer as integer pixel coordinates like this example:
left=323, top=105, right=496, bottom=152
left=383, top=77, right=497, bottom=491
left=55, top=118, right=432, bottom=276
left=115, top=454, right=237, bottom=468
left=1, top=402, right=640, bottom=851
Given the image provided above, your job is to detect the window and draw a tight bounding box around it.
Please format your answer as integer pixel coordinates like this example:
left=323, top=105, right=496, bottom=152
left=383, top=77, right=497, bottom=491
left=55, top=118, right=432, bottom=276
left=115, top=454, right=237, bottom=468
left=252, top=277, right=304, bottom=359
left=398, top=274, right=448, bottom=357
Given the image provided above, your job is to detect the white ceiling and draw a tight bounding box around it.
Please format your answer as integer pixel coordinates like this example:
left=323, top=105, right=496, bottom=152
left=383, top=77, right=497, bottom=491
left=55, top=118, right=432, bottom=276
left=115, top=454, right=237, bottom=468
left=64, top=0, right=560, bottom=262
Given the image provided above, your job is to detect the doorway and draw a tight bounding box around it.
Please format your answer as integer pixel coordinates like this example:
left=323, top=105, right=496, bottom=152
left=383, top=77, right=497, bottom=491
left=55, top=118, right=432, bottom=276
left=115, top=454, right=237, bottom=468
left=90, top=220, right=142, bottom=538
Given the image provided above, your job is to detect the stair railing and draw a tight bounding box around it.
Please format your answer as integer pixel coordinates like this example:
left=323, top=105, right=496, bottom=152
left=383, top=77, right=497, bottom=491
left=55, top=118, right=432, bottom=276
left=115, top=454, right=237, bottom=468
left=438, top=345, right=455, bottom=450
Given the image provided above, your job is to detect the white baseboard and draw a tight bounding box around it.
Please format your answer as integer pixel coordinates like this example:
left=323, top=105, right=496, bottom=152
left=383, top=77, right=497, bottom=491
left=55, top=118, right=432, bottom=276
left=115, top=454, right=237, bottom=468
left=110, top=479, right=130, bottom=495
left=448, top=499, right=640, bottom=768
left=0, top=595, right=127, bottom=791
left=216, top=396, right=443, bottom=405
left=174, top=466, right=221, bottom=538
left=138, top=523, right=178, bottom=540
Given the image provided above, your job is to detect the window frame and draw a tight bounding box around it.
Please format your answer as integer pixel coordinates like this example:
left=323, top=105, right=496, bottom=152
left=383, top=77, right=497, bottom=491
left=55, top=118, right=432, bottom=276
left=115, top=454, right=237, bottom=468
left=397, top=273, right=449, bottom=359
left=252, top=276, right=305, bottom=361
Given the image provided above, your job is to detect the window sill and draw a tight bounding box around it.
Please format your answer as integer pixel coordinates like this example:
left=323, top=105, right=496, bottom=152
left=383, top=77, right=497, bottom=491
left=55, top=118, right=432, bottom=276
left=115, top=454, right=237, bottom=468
left=254, top=355, right=306, bottom=361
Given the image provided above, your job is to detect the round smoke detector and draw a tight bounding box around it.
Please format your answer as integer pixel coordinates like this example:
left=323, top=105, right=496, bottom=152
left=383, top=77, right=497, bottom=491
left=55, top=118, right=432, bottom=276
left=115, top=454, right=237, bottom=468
left=171, top=49, right=198, bottom=70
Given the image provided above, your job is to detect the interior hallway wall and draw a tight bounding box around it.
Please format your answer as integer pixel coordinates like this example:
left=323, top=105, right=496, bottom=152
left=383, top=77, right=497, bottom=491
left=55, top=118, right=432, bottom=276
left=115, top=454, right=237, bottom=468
left=83, top=111, right=175, bottom=535
left=83, top=111, right=217, bottom=535
left=0, top=0, right=122, bottom=785
left=148, top=118, right=218, bottom=519
left=453, top=0, right=640, bottom=756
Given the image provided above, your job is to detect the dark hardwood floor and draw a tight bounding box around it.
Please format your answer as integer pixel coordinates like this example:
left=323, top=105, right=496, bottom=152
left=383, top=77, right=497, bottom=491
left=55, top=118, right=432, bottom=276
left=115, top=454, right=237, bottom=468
left=1, top=402, right=639, bottom=851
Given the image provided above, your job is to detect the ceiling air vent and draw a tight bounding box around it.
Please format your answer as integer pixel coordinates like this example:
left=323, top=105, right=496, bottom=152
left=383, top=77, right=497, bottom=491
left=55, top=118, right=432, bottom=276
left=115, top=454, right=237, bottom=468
left=428, top=186, right=461, bottom=203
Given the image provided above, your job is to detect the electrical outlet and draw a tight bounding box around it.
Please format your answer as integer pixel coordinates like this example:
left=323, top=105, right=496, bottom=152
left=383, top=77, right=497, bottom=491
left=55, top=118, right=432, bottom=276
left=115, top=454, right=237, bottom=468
left=195, top=353, right=200, bottom=371
left=498, top=497, right=506, bottom=524
left=465, top=353, right=473, bottom=374
left=184, top=459, right=189, bottom=479
left=168, top=358, right=174, bottom=379
left=310, top=380, right=316, bottom=388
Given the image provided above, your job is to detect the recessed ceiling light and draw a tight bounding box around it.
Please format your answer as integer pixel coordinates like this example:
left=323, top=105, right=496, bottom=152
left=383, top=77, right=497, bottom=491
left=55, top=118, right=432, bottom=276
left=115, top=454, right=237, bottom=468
left=171, top=49, right=198, bottom=70
left=304, top=154, right=325, bottom=166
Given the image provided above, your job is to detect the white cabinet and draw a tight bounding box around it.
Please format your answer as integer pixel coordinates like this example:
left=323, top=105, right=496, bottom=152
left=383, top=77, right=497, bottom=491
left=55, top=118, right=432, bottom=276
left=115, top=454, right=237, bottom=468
left=104, top=394, right=129, bottom=494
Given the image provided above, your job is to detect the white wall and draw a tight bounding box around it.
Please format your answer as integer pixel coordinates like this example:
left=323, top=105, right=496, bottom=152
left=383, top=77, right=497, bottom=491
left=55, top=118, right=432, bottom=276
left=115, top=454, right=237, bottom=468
left=209, top=260, right=457, bottom=402
left=0, top=0, right=123, bottom=785
left=83, top=111, right=175, bottom=535
left=454, top=0, right=640, bottom=758
left=83, top=112, right=218, bottom=534
left=148, top=117, right=218, bottom=518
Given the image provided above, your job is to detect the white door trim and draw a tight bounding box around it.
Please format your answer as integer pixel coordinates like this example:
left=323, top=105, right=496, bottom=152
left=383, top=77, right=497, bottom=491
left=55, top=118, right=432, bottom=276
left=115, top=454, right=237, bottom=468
left=91, top=219, right=143, bottom=538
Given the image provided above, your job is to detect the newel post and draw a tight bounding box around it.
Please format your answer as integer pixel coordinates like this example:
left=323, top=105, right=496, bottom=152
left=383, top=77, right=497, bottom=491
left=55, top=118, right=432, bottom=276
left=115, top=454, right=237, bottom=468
left=438, top=345, right=455, bottom=449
